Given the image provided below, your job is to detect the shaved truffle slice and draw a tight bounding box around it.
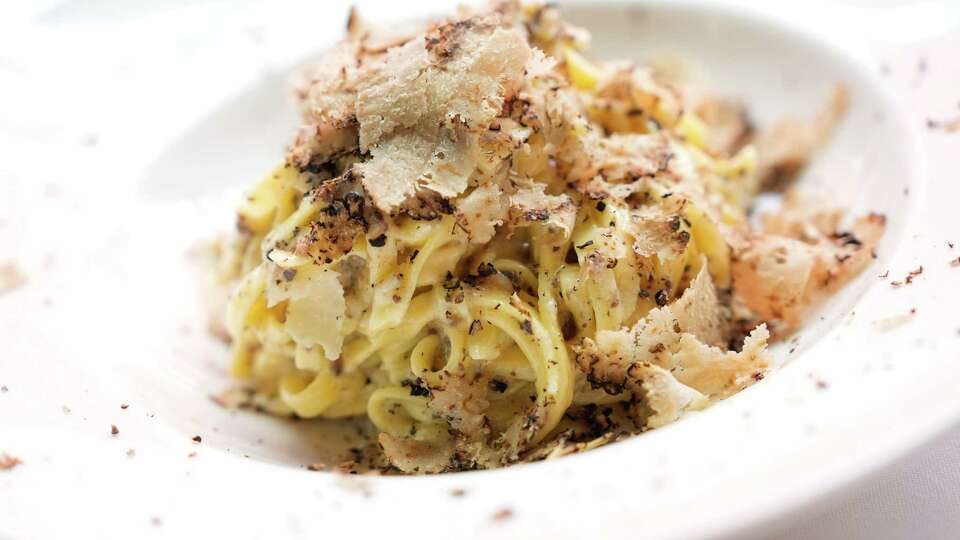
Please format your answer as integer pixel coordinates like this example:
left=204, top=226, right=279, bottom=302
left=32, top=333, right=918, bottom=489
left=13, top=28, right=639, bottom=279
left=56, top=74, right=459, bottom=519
left=288, top=9, right=428, bottom=169
left=592, top=132, right=679, bottom=189
left=507, top=184, right=577, bottom=238
left=630, top=212, right=691, bottom=261
left=695, top=97, right=753, bottom=157
left=583, top=307, right=680, bottom=376
left=576, top=328, right=707, bottom=429
left=289, top=123, right=360, bottom=171
left=428, top=373, right=491, bottom=437
left=378, top=433, right=454, bottom=474
left=810, top=213, right=885, bottom=291
left=358, top=129, right=445, bottom=210
left=732, top=234, right=817, bottom=324
left=426, top=22, right=530, bottom=130
left=511, top=50, right=598, bottom=183
left=356, top=39, right=431, bottom=149
left=671, top=264, right=726, bottom=347
left=294, top=41, right=363, bottom=126
left=289, top=42, right=366, bottom=169
left=357, top=19, right=529, bottom=148
left=670, top=325, right=769, bottom=398
left=356, top=18, right=530, bottom=211
left=734, top=200, right=885, bottom=330
left=636, top=363, right=708, bottom=428
left=576, top=287, right=768, bottom=427
left=456, top=183, right=509, bottom=243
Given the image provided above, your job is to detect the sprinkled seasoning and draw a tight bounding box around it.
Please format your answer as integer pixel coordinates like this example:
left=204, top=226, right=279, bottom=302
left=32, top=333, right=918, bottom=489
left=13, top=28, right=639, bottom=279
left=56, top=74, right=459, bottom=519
left=519, top=319, right=533, bottom=334
left=891, top=266, right=923, bottom=287
left=654, top=289, right=668, bottom=306
left=477, top=262, right=496, bottom=277
left=469, top=319, right=483, bottom=335
left=402, top=379, right=431, bottom=397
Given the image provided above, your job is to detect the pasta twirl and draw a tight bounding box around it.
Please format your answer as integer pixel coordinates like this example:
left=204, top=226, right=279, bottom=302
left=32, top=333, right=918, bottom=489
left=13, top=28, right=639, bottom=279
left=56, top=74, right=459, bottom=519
left=210, top=1, right=883, bottom=473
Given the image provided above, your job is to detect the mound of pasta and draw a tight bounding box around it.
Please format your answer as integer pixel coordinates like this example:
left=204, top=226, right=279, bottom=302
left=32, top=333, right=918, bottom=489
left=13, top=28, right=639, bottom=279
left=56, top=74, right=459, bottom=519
left=212, top=1, right=884, bottom=473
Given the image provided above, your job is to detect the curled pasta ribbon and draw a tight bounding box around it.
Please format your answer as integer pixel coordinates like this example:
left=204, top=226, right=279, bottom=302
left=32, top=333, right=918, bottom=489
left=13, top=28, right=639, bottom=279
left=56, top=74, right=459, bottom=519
left=368, top=217, right=466, bottom=333
left=367, top=386, right=444, bottom=441
left=409, top=322, right=467, bottom=388
left=468, top=286, right=572, bottom=444
left=279, top=345, right=367, bottom=418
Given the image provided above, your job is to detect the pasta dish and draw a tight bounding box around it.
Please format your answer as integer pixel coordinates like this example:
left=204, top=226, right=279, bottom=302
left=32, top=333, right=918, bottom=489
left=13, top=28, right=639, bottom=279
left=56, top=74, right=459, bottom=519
left=210, top=1, right=884, bottom=473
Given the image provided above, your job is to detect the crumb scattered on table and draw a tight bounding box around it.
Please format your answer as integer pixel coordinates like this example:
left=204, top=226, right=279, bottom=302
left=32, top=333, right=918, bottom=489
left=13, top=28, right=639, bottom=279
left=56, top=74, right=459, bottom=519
left=210, top=387, right=252, bottom=409
left=890, top=265, right=923, bottom=287
left=0, top=263, right=26, bottom=295
left=0, top=453, right=22, bottom=470
left=927, top=116, right=960, bottom=132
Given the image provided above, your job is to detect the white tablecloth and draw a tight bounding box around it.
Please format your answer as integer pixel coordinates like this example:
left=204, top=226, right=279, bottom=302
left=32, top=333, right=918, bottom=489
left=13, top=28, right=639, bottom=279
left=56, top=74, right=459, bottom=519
left=775, top=423, right=960, bottom=539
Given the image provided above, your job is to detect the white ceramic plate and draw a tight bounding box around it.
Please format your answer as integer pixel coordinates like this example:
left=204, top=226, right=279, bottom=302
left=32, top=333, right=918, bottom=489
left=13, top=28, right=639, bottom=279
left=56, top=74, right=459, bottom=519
left=2, top=1, right=957, bottom=539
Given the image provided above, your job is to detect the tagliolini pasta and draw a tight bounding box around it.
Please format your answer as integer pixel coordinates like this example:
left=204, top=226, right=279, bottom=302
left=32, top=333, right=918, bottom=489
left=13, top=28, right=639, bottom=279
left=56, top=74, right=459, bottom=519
left=212, top=1, right=884, bottom=473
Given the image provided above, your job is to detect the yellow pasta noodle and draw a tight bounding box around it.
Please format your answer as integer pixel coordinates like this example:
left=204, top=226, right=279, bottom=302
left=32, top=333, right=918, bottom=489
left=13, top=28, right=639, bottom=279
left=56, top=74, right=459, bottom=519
left=211, top=1, right=883, bottom=473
